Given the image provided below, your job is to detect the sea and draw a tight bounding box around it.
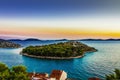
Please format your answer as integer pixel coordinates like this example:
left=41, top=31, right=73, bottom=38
left=0, top=40, right=120, bottom=80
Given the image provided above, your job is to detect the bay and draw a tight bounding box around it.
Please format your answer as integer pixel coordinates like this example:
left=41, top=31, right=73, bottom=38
left=0, top=41, right=120, bottom=80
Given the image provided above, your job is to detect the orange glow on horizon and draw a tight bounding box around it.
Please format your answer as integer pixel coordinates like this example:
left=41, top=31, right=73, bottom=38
left=0, top=16, right=120, bottom=39
left=0, top=26, right=120, bottom=39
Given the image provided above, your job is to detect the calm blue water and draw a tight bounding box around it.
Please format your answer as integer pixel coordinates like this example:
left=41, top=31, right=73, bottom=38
left=0, top=41, right=120, bottom=80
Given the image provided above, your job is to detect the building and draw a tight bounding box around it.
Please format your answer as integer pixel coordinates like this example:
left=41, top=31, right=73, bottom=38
left=28, top=72, right=49, bottom=80
left=50, top=70, right=67, bottom=80
left=28, top=70, right=67, bottom=80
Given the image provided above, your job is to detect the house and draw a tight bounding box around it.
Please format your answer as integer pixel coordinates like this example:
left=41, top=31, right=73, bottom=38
left=50, top=70, right=67, bottom=80
left=28, top=70, right=67, bottom=80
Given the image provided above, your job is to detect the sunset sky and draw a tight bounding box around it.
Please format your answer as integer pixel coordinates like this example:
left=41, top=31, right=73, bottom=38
left=0, top=0, right=120, bottom=39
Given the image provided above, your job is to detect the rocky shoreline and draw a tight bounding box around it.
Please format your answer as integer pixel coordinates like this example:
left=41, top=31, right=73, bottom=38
left=21, top=53, right=84, bottom=59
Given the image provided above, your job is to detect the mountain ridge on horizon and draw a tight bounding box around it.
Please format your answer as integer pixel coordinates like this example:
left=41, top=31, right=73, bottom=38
left=0, top=38, right=120, bottom=41
left=7, top=38, right=69, bottom=41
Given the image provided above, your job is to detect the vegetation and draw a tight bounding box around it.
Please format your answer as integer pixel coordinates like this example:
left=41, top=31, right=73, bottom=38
left=22, top=41, right=97, bottom=58
left=106, top=69, right=120, bottom=80
left=0, top=39, right=21, bottom=48
left=0, top=63, right=29, bottom=80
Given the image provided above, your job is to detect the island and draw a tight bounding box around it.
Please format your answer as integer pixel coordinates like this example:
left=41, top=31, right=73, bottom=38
left=0, top=39, right=21, bottom=48
left=80, top=38, right=120, bottom=41
left=21, top=41, right=97, bottom=59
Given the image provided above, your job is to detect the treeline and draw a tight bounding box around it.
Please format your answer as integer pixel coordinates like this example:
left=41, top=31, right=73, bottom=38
left=0, top=63, right=29, bottom=80
left=22, top=41, right=97, bottom=57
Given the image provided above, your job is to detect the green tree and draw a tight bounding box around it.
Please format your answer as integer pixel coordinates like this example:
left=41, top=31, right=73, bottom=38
left=11, top=65, right=27, bottom=73
left=11, top=72, right=30, bottom=80
left=0, top=62, right=29, bottom=80
left=106, top=69, right=120, bottom=80
left=0, top=70, right=10, bottom=80
left=0, top=63, right=9, bottom=72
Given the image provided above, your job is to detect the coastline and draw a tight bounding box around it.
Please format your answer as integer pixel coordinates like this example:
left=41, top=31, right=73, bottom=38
left=20, top=50, right=97, bottom=60
left=21, top=53, right=84, bottom=59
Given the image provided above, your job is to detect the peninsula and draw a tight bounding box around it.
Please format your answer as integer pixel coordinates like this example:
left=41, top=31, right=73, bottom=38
left=0, top=39, right=21, bottom=48
left=21, top=41, right=97, bottom=59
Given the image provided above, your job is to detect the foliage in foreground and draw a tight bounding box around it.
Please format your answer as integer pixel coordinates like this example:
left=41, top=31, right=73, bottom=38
left=0, top=63, right=29, bottom=80
left=106, top=69, right=120, bottom=80
left=0, top=62, right=120, bottom=80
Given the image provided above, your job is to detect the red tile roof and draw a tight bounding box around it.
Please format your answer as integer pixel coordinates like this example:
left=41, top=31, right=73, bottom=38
left=88, top=77, right=101, bottom=80
left=50, top=70, right=63, bottom=80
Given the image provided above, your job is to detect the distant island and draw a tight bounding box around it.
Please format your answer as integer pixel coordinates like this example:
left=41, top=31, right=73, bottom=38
left=80, top=38, right=120, bottom=41
left=0, top=39, right=21, bottom=48
left=7, top=38, right=120, bottom=42
left=21, top=41, right=97, bottom=59
left=8, top=38, right=68, bottom=42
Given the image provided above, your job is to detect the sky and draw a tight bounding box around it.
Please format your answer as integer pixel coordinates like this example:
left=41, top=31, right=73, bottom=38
left=0, top=0, right=120, bottom=39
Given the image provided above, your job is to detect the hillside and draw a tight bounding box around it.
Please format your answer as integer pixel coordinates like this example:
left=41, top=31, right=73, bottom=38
left=21, top=41, right=97, bottom=59
left=0, top=39, right=21, bottom=48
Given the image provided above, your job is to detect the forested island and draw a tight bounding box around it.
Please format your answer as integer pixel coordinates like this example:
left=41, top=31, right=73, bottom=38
left=0, top=39, right=21, bottom=48
left=21, top=41, right=97, bottom=59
